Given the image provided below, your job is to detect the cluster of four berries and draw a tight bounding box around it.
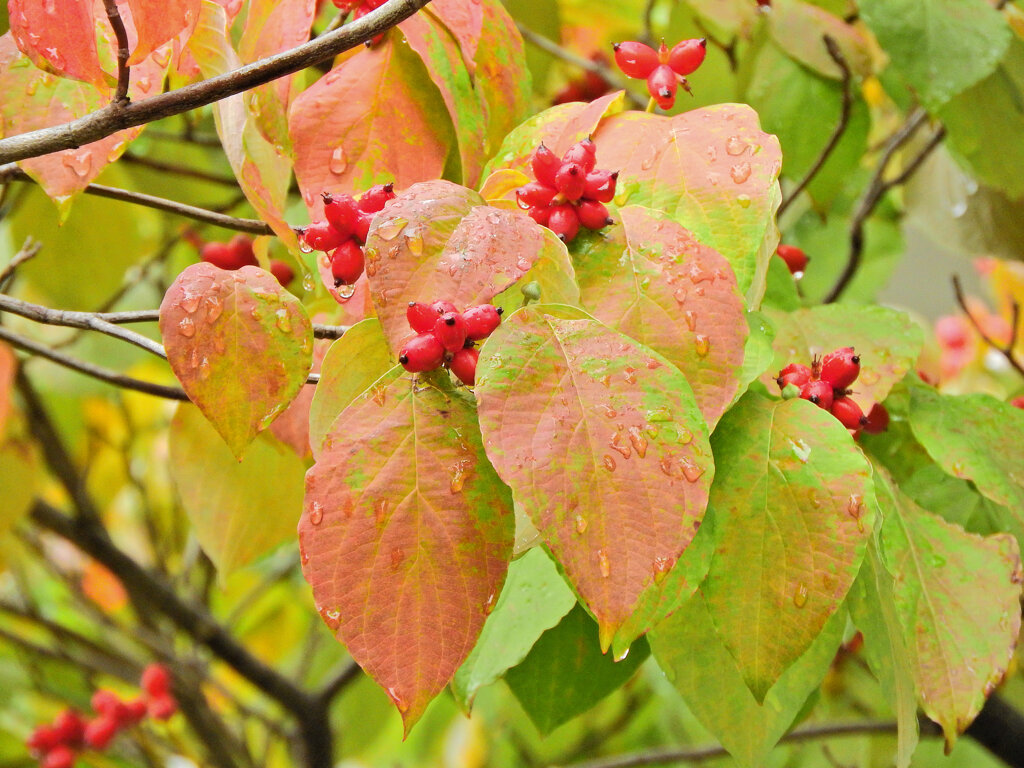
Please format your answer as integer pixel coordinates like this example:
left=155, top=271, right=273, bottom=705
left=399, top=302, right=503, bottom=385
left=199, top=235, right=295, bottom=287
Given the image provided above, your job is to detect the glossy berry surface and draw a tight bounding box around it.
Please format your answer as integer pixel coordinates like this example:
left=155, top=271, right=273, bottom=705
left=561, top=138, right=597, bottom=172
left=41, top=746, right=74, bottom=768
left=434, top=312, right=468, bottom=353
left=516, top=181, right=557, bottom=208
left=449, top=347, right=480, bottom=386
left=776, top=244, right=808, bottom=275
left=831, top=396, right=866, bottom=431
left=668, top=38, right=707, bottom=76
left=547, top=204, right=581, bottom=243
left=148, top=695, right=179, bottom=721
left=530, top=143, right=560, bottom=187
left=863, top=402, right=890, bottom=434
left=357, top=182, right=395, bottom=213
left=819, top=347, right=860, bottom=390
left=330, top=240, right=365, bottom=286
left=431, top=300, right=458, bottom=315
left=407, top=301, right=440, bottom=333
left=322, top=192, right=358, bottom=235
left=612, top=41, right=659, bottom=79
left=399, top=333, right=445, bottom=373
left=554, top=162, right=586, bottom=201
left=576, top=199, right=612, bottom=230
left=463, top=304, right=503, bottom=341
left=776, top=363, right=812, bottom=390
left=583, top=169, right=618, bottom=203
left=303, top=220, right=346, bottom=252
left=800, top=380, right=834, bottom=410
left=647, top=65, right=678, bottom=110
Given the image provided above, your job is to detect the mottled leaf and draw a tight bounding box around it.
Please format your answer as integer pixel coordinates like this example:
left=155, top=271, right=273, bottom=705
left=451, top=547, right=576, bottom=710
left=573, top=206, right=747, bottom=429
left=860, top=0, right=1010, bottom=111
left=125, top=0, right=200, bottom=64
left=421, top=0, right=483, bottom=71
left=877, top=469, right=1022, bottom=747
left=363, top=180, right=558, bottom=353
left=300, top=372, right=513, bottom=732
left=308, top=319, right=397, bottom=458
left=8, top=0, right=107, bottom=87
left=159, top=263, right=313, bottom=458
left=591, top=105, right=782, bottom=306
left=475, top=307, right=713, bottom=649
left=168, top=403, right=304, bottom=577
left=768, top=0, right=872, bottom=79
left=702, top=393, right=874, bottom=700
left=761, top=304, right=924, bottom=413
left=650, top=592, right=845, bottom=768
left=471, top=0, right=531, bottom=160
left=504, top=604, right=650, bottom=735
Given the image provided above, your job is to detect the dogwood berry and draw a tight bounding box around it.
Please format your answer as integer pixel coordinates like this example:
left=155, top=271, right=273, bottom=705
left=863, top=402, right=889, bottom=434
left=776, top=244, right=808, bottom=275
left=800, top=379, right=834, bottom=410
left=399, top=333, right=446, bottom=373
left=407, top=301, right=441, bottom=333
left=330, top=240, right=365, bottom=286
left=831, top=396, right=867, bottom=432
left=449, top=347, right=480, bottom=386
left=434, top=312, right=469, bottom=353
left=776, top=363, right=812, bottom=390
left=819, top=347, right=860, bottom=390
left=613, top=38, right=707, bottom=109
left=463, top=304, right=503, bottom=341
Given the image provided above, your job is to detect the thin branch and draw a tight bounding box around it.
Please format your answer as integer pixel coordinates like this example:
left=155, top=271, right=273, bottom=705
left=120, top=152, right=241, bottom=187
left=0, top=0, right=434, bottom=165
left=953, top=275, right=1024, bottom=378
left=824, top=109, right=943, bottom=303
left=2, top=327, right=189, bottom=400
left=778, top=36, right=853, bottom=217
left=102, top=0, right=132, bottom=104
left=0, top=164, right=275, bottom=236
left=0, top=237, right=42, bottom=290
left=514, top=23, right=647, bottom=110
left=146, top=128, right=224, bottom=148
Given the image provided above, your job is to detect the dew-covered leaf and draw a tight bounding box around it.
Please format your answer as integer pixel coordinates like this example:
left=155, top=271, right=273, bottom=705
left=159, top=263, right=313, bottom=459
left=451, top=547, right=576, bottom=710
left=471, top=0, right=531, bottom=160
left=363, top=180, right=557, bottom=353
left=702, top=393, right=873, bottom=701
left=876, top=468, right=1022, bottom=748
left=573, top=206, right=747, bottom=429
left=650, top=592, right=845, bottom=768
left=760, top=305, right=924, bottom=412
left=168, top=403, right=304, bottom=577
left=300, top=371, right=513, bottom=733
left=8, top=0, right=107, bottom=87
left=475, top=306, right=713, bottom=649
left=504, top=604, right=650, bottom=735
left=125, top=0, right=200, bottom=64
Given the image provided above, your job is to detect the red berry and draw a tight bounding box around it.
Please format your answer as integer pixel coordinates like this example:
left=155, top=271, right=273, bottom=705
left=613, top=41, right=659, bottom=79
left=647, top=65, right=678, bottom=110
left=831, top=396, right=867, bottom=432
left=41, top=745, right=75, bottom=768
left=84, top=716, right=119, bottom=750
left=27, top=725, right=61, bottom=755
left=554, top=162, right=586, bottom=201
left=353, top=211, right=374, bottom=244
left=433, top=312, right=468, bottom=353
left=548, top=204, right=580, bottom=242
left=516, top=181, right=557, bottom=209
left=583, top=169, right=618, bottom=203
left=463, top=304, right=503, bottom=341
left=431, top=300, right=458, bottom=315
left=668, top=38, right=707, bottom=76
left=819, top=347, right=860, bottom=389
left=199, top=242, right=233, bottom=269
left=527, top=206, right=551, bottom=226
left=122, top=699, right=148, bottom=725
left=449, top=347, right=480, bottom=386
left=141, top=663, right=171, bottom=698
left=91, top=690, right=120, bottom=717
left=269, top=260, right=295, bottom=287
left=322, top=192, right=359, bottom=236
left=863, top=403, right=889, bottom=434
left=52, top=710, right=85, bottom=748
left=776, top=363, right=812, bottom=390
left=148, top=695, right=178, bottom=721
left=330, top=240, right=365, bottom=286
left=776, top=244, right=808, bottom=275
left=357, top=183, right=396, bottom=213
left=800, top=380, right=834, bottom=410
left=576, top=199, right=613, bottom=230
left=531, top=143, right=561, bottom=187
left=398, top=333, right=445, bottom=373
left=227, top=235, right=258, bottom=268
left=302, top=220, right=346, bottom=252
left=1012, top=395, right=1024, bottom=409
left=407, top=301, right=441, bottom=333
left=561, top=139, right=597, bottom=173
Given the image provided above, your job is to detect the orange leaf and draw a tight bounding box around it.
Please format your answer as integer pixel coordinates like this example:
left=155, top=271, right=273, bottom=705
left=125, top=0, right=200, bottom=64
left=8, top=0, right=108, bottom=88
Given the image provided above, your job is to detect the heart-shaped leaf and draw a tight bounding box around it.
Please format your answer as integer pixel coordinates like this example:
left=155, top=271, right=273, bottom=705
left=475, top=306, right=713, bottom=649
left=701, top=393, right=874, bottom=701
left=159, top=263, right=313, bottom=458
left=573, top=206, right=748, bottom=429
left=300, top=371, right=513, bottom=733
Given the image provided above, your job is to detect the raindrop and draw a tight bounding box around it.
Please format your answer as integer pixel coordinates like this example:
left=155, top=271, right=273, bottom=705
left=483, top=592, right=497, bottom=614
left=62, top=150, right=92, bottom=178
left=694, top=335, right=710, bottom=357
left=376, top=217, right=408, bottom=241
left=623, top=366, right=637, bottom=384
left=205, top=295, right=223, bottom=322
left=628, top=426, right=648, bottom=458
left=298, top=239, right=314, bottom=254
left=614, top=646, right=630, bottom=662
left=737, top=194, right=751, bottom=208
left=609, top=432, right=631, bottom=459
left=302, top=272, right=316, bottom=292
left=406, top=230, right=424, bottom=257
left=659, top=456, right=676, bottom=477
left=793, top=583, right=809, bottom=608
left=680, top=458, right=704, bottom=482
left=725, top=136, right=747, bottom=156
left=575, top=514, right=588, bottom=534
left=275, top=308, right=292, bottom=332
left=180, top=293, right=201, bottom=314
left=684, top=310, right=697, bottom=332
left=729, top=162, right=752, bottom=184
left=336, top=283, right=357, bottom=300
left=847, top=494, right=862, bottom=521
left=375, top=498, right=390, bottom=524
left=646, top=408, right=672, bottom=422
left=371, top=385, right=386, bottom=407
left=199, top=358, right=212, bottom=380
left=366, top=262, right=378, bottom=277
left=319, top=607, right=341, bottom=630
left=598, top=549, right=611, bottom=578
left=450, top=460, right=470, bottom=493
left=329, top=146, right=348, bottom=175
left=178, top=317, right=196, bottom=337
left=250, top=305, right=263, bottom=321
left=387, top=688, right=409, bottom=713
left=602, top=405, right=617, bottom=419
left=705, top=145, right=717, bottom=162
left=309, top=502, right=324, bottom=525
left=602, top=455, right=617, bottom=472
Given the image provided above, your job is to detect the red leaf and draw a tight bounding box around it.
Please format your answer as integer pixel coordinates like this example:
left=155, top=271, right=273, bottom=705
left=421, top=0, right=483, bottom=73
left=301, top=371, right=513, bottom=731
left=8, top=0, right=107, bottom=88
left=159, top=263, right=313, bottom=458
left=125, top=0, right=200, bottom=64
left=0, top=342, right=15, bottom=441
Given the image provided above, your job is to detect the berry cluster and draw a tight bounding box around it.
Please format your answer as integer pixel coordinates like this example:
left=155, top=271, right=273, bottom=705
left=776, top=244, right=808, bottom=277
left=330, top=0, right=386, bottom=44
left=776, top=347, right=887, bottom=435
left=516, top=139, right=617, bottom=243
left=399, top=301, right=503, bottom=385
left=613, top=38, right=707, bottom=110
left=26, top=665, right=177, bottom=768
left=199, top=235, right=295, bottom=287
left=302, top=184, right=396, bottom=287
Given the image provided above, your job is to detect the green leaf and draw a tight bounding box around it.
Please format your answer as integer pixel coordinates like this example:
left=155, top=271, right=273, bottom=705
left=0, top=440, right=37, bottom=539
left=733, top=311, right=777, bottom=407
left=650, top=590, right=845, bottom=768
left=452, top=547, right=577, bottom=710
left=859, top=0, right=1010, bottom=111
left=300, top=371, right=513, bottom=733
left=702, top=393, right=874, bottom=701
left=877, top=470, right=1022, bottom=748
left=572, top=206, right=748, bottom=429
left=761, top=304, right=924, bottom=412
left=767, top=0, right=873, bottom=79
left=159, top=263, right=313, bottom=458
left=475, top=306, right=713, bottom=650
left=504, top=604, right=650, bottom=735
left=168, top=403, right=304, bottom=577
left=308, top=319, right=397, bottom=458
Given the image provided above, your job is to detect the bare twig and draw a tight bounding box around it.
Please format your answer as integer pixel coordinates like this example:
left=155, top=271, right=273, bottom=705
left=824, top=109, right=945, bottom=303
left=102, top=0, right=132, bottom=104
left=0, top=0, right=434, bottom=164
left=778, top=36, right=853, bottom=217
left=0, top=237, right=42, bottom=290
left=0, top=164, right=276, bottom=235
left=953, top=275, right=1024, bottom=378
